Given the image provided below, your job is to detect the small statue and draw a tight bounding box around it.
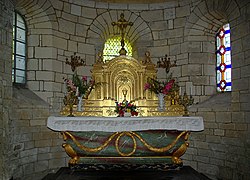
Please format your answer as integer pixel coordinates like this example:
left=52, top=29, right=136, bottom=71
left=142, top=51, right=152, bottom=64
left=96, top=52, right=104, bottom=64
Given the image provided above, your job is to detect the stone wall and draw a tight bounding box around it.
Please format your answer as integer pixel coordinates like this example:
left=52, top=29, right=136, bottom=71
left=185, top=93, right=249, bottom=180
left=182, top=1, right=250, bottom=179
left=9, top=87, right=67, bottom=180
left=15, top=0, right=218, bottom=103
left=0, top=0, right=68, bottom=179
left=0, top=0, right=249, bottom=179
left=0, top=0, right=14, bottom=179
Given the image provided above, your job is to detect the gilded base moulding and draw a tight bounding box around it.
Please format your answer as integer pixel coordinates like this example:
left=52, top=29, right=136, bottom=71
left=60, top=99, right=185, bottom=117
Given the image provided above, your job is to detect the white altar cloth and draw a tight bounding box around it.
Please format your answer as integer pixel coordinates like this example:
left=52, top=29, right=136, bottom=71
left=47, top=116, right=204, bottom=132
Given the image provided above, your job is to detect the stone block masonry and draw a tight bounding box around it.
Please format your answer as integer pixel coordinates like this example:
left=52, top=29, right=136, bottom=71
left=10, top=88, right=68, bottom=179
left=189, top=92, right=249, bottom=179
left=0, top=0, right=14, bottom=179
left=1, top=0, right=249, bottom=180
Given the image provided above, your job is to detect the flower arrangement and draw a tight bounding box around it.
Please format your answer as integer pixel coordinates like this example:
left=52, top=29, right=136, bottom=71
left=144, top=74, right=178, bottom=95
left=64, top=72, right=95, bottom=98
left=115, top=100, right=138, bottom=117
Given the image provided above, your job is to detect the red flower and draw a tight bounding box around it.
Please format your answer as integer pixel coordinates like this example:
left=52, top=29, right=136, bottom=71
left=119, top=110, right=125, bottom=117
left=144, top=83, right=151, bottom=90
left=82, top=76, right=87, bottom=81
left=66, top=79, right=76, bottom=91
left=131, top=111, right=138, bottom=116
left=169, top=79, right=175, bottom=84
left=162, top=82, right=173, bottom=94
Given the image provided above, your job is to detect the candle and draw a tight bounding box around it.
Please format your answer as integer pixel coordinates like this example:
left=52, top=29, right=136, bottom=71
left=179, top=87, right=182, bottom=95
left=64, top=81, right=67, bottom=95
left=76, top=87, right=79, bottom=96
left=190, top=86, right=192, bottom=95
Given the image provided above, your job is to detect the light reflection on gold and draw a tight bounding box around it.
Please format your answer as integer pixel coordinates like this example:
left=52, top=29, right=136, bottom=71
left=61, top=55, right=185, bottom=117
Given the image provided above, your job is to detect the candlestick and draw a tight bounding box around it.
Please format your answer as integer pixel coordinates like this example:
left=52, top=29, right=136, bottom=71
left=63, top=90, right=77, bottom=117
left=65, top=52, right=86, bottom=72
left=156, top=54, right=176, bottom=74
left=178, top=92, right=194, bottom=116
left=63, top=80, right=67, bottom=96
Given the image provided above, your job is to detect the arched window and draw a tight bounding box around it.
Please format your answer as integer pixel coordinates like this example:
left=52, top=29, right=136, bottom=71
left=103, top=36, right=132, bottom=62
left=12, top=11, right=27, bottom=84
left=216, top=23, right=231, bottom=92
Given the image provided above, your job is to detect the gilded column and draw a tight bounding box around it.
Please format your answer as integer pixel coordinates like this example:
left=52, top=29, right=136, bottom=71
left=140, top=72, right=143, bottom=98
left=109, top=73, right=112, bottom=99
left=107, top=72, right=110, bottom=98
left=105, top=72, right=109, bottom=99
left=137, top=77, right=140, bottom=98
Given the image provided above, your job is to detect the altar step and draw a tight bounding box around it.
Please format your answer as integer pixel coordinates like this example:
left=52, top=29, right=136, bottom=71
left=42, top=166, right=210, bottom=180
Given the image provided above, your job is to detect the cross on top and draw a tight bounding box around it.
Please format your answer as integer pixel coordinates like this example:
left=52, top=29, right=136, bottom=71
left=112, top=13, right=133, bottom=55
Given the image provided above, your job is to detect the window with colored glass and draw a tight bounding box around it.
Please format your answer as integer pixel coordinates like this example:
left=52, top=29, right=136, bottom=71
left=12, top=11, right=27, bottom=84
left=216, top=23, right=231, bottom=92
left=103, top=36, right=132, bottom=62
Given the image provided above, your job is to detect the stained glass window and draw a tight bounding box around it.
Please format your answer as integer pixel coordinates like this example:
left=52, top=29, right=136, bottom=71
left=103, top=36, right=132, bottom=62
left=216, top=23, right=231, bottom=92
left=12, top=11, right=27, bottom=84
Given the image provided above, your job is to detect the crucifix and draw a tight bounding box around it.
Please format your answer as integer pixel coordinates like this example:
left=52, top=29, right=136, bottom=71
left=112, top=13, right=133, bottom=55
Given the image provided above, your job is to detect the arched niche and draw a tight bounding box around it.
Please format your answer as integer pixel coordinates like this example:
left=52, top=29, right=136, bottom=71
left=90, top=55, right=154, bottom=102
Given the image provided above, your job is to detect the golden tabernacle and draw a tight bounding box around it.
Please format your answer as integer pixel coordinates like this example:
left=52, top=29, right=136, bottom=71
left=61, top=53, right=187, bottom=117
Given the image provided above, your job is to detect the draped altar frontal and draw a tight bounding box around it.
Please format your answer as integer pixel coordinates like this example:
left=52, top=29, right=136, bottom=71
left=47, top=116, right=204, bottom=171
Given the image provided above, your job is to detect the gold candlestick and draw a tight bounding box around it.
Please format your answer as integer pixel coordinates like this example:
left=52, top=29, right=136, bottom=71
left=66, top=52, right=86, bottom=72
left=63, top=90, right=77, bottom=117
left=178, top=92, right=194, bottom=116
left=157, top=54, right=176, bottom=74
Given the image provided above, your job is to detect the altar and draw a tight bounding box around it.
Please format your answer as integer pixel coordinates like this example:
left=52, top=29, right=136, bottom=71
left=49, top=14, right=204, bottom=171
left=47, top=116, right=204, bottom=170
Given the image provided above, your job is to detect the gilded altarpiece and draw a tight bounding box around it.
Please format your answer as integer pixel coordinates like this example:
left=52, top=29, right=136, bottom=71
left=65, top=55, right=184, bottom=117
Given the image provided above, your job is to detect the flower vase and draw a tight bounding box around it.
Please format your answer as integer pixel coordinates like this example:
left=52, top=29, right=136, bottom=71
left=157, top=93, right=165, bottom=111
left=124, top=112, right=131, bottom=117
left=77, top=95, right=84, bottom=112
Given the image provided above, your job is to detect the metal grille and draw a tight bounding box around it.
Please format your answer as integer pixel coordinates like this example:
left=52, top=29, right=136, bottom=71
left=103, top=36, right=132, bottom=62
